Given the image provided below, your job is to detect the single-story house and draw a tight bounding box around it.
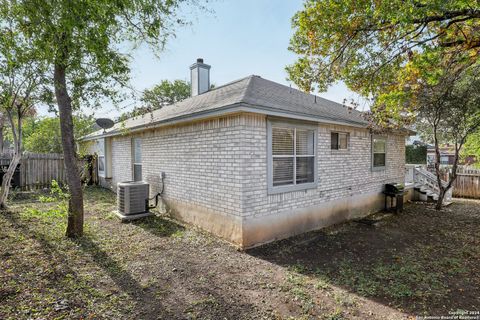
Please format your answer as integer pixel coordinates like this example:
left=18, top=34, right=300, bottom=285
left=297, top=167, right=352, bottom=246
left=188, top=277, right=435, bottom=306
left=82, top=58, right=410, bottom=249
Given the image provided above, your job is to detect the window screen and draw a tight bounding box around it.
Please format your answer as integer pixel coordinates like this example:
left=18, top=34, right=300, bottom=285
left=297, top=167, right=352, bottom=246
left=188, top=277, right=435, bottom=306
left=98, top=156, right=105, bottom=172
left=132, top=138, right=142, bottom=181
left=296, top=129, right=315, bottom=184
left=271, top=125, right=315, bottom=189
left=272, top=127, right=294, bottom=186
left=373, top=137, right=386, bottom=168
left=97, top=138, right=106, bottom=177
left=331, top=132, right=348, bottom=150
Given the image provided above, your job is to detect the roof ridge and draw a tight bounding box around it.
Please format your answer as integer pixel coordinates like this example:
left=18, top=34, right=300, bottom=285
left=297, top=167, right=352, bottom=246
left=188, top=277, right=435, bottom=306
left=163, top=75, right=253, bottom=107
left=116, top=75, right=255, bottom=124
left=253, top=76, right=342, bottom=105
left=82, top=74, right=370, bottom=141
left=238, top=75, right=258, bottom=102
left=205, top=74, right=256, bottom=93
left=250, top=76, right=365, bottom=117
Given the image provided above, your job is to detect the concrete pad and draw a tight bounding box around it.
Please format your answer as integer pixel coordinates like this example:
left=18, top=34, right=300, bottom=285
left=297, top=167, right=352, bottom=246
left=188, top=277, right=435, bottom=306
left=114, top=211, right=153, bottom=221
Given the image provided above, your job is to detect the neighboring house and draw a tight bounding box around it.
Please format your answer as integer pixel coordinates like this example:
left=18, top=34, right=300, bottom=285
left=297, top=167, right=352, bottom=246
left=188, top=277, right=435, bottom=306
left=81, top=59, right=411, bottom=249
left=427, top=144, right=477, bottom=167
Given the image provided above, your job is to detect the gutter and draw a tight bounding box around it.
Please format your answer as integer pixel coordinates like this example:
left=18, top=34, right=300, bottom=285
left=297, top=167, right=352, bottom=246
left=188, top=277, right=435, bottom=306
left=80, top=102, right=370, bottom=141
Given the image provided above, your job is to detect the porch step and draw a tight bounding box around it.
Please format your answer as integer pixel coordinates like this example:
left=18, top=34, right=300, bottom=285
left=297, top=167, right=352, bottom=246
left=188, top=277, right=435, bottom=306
left=415, top=188, right=450, bottom=204
left=410, top=166, right=453, bottom=205
left=423, top=193, right=452, bottom=205
left=414, top=186, right=427, bottom=194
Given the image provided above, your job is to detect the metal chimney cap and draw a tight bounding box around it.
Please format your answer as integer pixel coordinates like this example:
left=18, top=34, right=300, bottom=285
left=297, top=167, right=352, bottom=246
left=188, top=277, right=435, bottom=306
left=196, top=58, right=204, bottom=63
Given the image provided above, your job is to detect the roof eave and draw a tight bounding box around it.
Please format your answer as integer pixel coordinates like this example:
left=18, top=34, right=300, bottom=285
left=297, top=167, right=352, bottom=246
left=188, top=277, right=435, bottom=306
left=80, top=103, right=369, bottom=141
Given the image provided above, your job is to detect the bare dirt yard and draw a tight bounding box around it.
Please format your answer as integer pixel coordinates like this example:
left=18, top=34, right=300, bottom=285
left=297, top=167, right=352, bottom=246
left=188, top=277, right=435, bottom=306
left=0, top=187, right=479, bottom=319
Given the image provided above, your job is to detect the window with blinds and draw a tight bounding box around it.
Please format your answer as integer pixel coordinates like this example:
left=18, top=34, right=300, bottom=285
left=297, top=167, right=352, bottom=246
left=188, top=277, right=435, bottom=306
left=269, top=121, right=317, bottom=193
left=372, top=136, right=386, bottom=169
left=132, top=138, right=142, bottom=181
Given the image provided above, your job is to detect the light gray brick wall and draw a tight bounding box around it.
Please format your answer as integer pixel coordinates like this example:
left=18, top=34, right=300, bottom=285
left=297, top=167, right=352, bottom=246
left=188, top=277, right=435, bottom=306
left=91, top=113, right=405, bottom=222
left=240, top=115, right=406, bottom=218
left=111, top=136, right=132, bottom=186
left=139, top=115, right=245, bottom=216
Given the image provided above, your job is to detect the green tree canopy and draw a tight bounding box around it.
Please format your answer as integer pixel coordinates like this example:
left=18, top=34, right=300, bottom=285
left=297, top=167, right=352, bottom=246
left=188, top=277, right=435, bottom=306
left=0, top=0, right=201, bottom=237
left=0, top=11, right=51, bottom=208
left=287, top=1, right=480, bottom=126
left=462, top=131, right=480, bottom=166
left=287, top=1, right=480, bottom=209
left=142, top=79, right=190, bottom=109
left=22, top=115, right=95, bottom=154
left=406, top=144, right=427, bottom=164
left=119, top=79, right=190, bottom=121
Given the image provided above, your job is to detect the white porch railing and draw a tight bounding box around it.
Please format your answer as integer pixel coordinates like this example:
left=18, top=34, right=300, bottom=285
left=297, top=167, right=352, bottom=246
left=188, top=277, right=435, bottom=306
left=405, top=164, right=453, bottom=203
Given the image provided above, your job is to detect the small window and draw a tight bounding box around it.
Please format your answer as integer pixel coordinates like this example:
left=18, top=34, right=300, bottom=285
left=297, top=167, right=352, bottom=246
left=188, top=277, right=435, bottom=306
left=268, top=120, right=317, bottom=193
left=372, top=136, right=386, bottom=169
left=440, top=156, right=449, bottom=164
left=427, top=154, right=435, bottom=164
left=132, top=138, right=142, bottom=181
left=97, top=138, right=106, bottom=177
left=331, top=132, right=348, bottom=150
left=98, top=156, right=105, bottom=173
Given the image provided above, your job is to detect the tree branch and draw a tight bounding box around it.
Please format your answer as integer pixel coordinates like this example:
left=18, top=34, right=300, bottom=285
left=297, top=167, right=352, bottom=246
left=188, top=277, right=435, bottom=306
left=411, top=9, right=480, bottom=24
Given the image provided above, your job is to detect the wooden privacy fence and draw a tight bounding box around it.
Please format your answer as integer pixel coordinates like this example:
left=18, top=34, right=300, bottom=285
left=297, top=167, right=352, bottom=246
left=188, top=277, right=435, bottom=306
left=0, top=152, right=95, bottom=190
left=441, top=166, right=480, bottom=199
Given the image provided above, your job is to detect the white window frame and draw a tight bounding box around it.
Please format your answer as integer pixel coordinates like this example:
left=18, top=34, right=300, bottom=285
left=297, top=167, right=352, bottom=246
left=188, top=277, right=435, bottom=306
left=97, top=138, right=106, bottom=178
left=331, top=131, right=349, bottom=150
left=132, top=138, right=142, bottom=181
left=267, top=119, right=318, bottom=194
left=372, top=135, right=387, bottom=171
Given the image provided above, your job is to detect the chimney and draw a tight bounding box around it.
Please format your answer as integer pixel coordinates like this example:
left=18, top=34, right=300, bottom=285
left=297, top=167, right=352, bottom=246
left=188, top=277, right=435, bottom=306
left=190, top=58, right=211, bottom=96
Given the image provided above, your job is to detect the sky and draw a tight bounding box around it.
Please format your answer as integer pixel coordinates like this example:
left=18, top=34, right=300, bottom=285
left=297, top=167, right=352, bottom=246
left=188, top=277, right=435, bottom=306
left=40, top=0, right=363, bottom=119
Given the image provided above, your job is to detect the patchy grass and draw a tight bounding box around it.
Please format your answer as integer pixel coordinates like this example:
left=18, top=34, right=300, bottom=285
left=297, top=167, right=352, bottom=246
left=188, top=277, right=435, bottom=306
left=250, top=200, right=480, bottom=316
left=1, top=187, right=478, bottom=319
left=0, top=187, right=189, bottom=320
left=282, top=266, right=315, bottom=315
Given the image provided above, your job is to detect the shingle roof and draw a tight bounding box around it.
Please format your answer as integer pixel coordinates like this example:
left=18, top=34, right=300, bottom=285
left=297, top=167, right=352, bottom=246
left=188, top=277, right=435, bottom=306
left=83, top=75, right=368, bottom=140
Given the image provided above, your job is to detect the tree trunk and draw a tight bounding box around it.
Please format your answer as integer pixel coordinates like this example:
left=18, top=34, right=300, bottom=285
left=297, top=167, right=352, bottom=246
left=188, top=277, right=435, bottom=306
left=433, top=124, right=445, bottom=210
left=433, top=128, right=459, bottom=211
left=0, top=110, right=22, bottom=209
left=0, top=152, right=21, bottom=210
left=435, top=187, right=445, bottom=210
left=0, top=132, right=4, bottom=153
left=54, top=62, right=84, bottom=238
left=0, top=116, right=5, bottom=153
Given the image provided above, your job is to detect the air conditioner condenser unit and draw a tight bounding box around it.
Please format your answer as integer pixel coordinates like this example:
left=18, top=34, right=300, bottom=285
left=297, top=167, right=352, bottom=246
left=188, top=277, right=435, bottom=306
left=116, top=181, right=153, bottom=221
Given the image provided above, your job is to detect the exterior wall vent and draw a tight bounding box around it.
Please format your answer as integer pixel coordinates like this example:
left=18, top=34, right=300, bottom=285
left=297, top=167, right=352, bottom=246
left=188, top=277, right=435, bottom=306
left=117, top=181, right=150, bottom=215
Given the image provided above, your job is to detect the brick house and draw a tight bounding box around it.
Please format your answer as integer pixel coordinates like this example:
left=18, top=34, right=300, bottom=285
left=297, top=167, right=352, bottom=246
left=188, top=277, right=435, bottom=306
left=82, top=59, right=409, bottom=249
